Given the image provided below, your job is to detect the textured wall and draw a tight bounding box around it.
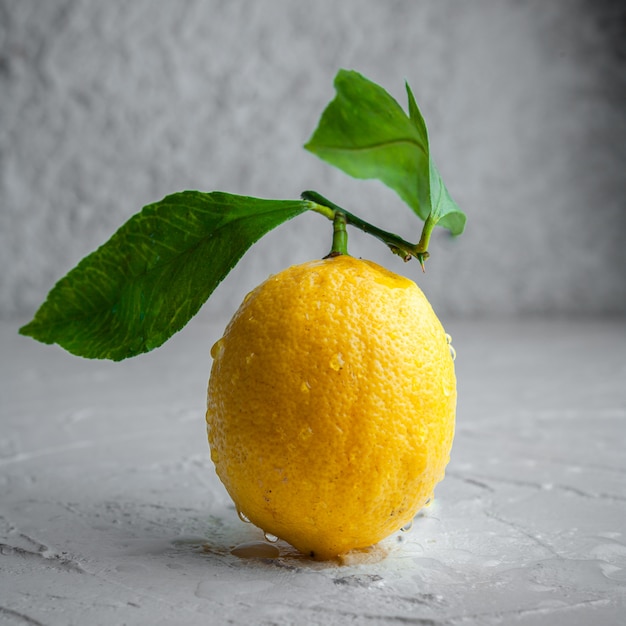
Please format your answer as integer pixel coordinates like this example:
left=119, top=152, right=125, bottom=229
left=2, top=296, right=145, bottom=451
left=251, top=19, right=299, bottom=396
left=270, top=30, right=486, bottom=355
left=1, top=0, right=625, bottom=323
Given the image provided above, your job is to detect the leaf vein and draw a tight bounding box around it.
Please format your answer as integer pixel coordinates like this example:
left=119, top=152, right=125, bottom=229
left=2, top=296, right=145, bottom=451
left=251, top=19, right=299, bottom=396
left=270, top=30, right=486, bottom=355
left=313, top=137, right=428, bottom=157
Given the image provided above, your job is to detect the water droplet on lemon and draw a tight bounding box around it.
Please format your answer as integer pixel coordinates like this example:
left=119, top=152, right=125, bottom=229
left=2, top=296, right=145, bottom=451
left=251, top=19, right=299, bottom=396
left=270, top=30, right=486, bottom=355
left=238, top=510, right=251, bottom=523
left=263, top=532, right=279, bottom=543
left=210, top=338, right=225, bottom=359
left=400, top=520, right=413, bottom=533
left=329, top=353, right=344, bottom=371
left=445, top=333, right=456, bottom=361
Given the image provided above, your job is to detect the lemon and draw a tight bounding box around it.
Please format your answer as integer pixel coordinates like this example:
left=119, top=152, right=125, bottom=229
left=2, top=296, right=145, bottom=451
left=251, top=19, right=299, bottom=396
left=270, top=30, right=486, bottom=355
left=206, top=255, right=456, bottom=559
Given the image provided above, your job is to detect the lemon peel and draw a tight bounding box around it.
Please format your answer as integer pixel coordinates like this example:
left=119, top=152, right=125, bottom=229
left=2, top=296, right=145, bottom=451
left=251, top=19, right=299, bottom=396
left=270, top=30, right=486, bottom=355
left=207, top=255, right=456, bottom=559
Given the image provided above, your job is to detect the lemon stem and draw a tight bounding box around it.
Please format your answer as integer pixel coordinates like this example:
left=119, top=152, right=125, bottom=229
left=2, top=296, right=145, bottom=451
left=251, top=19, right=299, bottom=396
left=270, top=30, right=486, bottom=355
left=415, top=213, right=436, bottom=272
left=302, top=190, right=430, bottom=270
left=327, top=211, right=349, bottom=257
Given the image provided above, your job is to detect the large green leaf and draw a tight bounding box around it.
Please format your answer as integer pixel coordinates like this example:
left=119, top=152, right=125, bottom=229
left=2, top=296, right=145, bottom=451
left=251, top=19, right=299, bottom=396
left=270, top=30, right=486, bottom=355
left=305, top=69, right=465, bottom=235
left=19, top=192, right=308, bottom=360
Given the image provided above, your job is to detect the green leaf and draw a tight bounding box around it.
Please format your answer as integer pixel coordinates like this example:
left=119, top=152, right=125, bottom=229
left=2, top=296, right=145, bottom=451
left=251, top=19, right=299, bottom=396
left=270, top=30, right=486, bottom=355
left=19, top=192, right=308, bottom=360
left=305, top=69, right=466, bottom=236
left=406, top=83, right=466, bottom=236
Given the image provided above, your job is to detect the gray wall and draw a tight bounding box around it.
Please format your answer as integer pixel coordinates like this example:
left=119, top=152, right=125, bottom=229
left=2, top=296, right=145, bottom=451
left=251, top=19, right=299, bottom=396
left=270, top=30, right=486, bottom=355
left=2, top=0, right=625, bottom=323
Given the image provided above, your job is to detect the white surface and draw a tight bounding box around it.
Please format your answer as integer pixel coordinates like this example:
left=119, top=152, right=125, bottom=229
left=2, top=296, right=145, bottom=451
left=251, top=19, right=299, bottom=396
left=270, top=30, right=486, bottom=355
left=1, top=318, right=626, bottom=625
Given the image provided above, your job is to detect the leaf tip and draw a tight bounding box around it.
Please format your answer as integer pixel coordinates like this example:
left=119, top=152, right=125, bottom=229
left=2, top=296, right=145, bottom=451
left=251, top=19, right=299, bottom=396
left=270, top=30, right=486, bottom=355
left=18, top=319, right=38, bottom=340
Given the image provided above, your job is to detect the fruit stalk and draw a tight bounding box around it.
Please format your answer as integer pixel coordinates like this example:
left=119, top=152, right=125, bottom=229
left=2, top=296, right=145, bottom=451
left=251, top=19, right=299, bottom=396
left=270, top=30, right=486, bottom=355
left=326, top=211, right=349, bottom=257
left=302, top=190, right=431, bottom=270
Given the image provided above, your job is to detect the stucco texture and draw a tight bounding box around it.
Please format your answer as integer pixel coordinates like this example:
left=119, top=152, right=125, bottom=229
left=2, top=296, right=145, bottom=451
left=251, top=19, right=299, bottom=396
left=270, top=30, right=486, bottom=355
left=1, top=0, right=625, bottom=321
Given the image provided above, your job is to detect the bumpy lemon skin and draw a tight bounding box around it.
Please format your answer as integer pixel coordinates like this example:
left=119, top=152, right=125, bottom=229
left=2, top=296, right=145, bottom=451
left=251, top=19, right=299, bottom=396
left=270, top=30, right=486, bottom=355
left=206, top=255, right=456, bottom=560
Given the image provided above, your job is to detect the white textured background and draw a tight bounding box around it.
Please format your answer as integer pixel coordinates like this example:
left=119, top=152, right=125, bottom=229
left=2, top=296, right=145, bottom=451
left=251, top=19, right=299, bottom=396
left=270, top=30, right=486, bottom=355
left=1, top=0, right=625, bottom=324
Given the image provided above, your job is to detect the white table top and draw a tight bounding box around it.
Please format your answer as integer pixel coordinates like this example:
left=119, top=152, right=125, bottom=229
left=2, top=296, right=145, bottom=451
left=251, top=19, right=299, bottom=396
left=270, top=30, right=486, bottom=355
left=2, top=318, right=625, bottom=625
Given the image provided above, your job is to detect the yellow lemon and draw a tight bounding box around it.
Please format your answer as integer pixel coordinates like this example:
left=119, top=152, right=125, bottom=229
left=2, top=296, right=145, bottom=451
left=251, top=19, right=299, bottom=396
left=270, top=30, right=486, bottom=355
left=206, top=255, right=456, bottom=559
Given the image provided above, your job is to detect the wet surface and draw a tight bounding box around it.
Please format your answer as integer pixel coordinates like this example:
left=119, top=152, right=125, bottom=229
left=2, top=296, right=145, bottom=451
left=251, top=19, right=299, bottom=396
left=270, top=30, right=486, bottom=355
left=2, top=318, right=625, bottom=625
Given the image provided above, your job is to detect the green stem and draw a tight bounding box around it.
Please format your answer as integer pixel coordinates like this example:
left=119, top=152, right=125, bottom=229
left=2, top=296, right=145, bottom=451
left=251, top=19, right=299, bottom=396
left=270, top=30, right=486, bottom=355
left=414, top=212, right=436, bottom=271
left=326, top=211, right=349, bottom=257
left=302, top=190, right=433, bottom=270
